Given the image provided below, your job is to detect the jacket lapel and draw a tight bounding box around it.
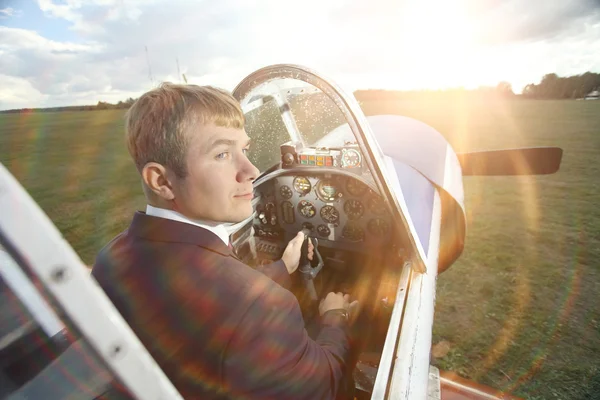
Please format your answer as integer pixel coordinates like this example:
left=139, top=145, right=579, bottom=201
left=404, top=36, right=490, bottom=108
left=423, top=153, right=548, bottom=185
left=128, top=212, right=234, bottom=257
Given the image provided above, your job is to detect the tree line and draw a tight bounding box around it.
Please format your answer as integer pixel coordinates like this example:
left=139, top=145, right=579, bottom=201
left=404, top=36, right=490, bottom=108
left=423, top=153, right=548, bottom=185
left=522, top=72, right=600, bottom=99
left=0, top=98, right=137, bottom=114
left=1, top=71, right=598, bottom=114
left=354, top=72, right=600, bottom=102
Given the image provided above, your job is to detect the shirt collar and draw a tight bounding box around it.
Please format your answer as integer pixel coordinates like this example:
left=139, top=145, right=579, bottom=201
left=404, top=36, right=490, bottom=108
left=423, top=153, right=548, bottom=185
left=145, top=205, right=230, bottom=246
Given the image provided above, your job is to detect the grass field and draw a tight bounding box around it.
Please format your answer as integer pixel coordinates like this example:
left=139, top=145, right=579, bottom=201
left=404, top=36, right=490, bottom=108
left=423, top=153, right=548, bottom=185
left=1, top=98, right=599, bottom=399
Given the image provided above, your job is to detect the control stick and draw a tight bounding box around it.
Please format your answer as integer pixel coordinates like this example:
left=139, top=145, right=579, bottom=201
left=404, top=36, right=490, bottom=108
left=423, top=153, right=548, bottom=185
left=298, top=229, right=324, bottom=303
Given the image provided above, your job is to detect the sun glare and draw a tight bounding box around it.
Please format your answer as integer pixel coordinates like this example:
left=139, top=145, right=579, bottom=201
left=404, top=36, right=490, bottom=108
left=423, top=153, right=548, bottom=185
left=388, top=0, right=482, bottom=90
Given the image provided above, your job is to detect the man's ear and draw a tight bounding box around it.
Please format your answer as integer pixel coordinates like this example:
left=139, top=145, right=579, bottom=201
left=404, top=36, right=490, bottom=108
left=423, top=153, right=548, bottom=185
left=141, top=162, right=176, bottom=201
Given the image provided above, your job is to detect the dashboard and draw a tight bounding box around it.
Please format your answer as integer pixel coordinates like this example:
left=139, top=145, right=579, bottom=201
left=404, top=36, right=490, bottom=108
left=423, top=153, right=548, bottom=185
left=253, top=173, right=393, bottom=253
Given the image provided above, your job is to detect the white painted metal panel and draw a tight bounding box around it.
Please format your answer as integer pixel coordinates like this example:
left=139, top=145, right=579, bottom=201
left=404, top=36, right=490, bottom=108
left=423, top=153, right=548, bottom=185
left=0, top=163, right=183, bottom=400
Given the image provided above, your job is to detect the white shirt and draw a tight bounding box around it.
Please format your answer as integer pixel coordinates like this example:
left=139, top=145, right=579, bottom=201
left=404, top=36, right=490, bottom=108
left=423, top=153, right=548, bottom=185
left=145, top=205, right=230, bottom=246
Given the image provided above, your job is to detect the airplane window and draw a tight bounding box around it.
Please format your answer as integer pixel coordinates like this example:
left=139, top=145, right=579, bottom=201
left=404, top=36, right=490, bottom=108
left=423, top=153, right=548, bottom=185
left=287, top=88, right=348, bottom=146
left=241, top=79, right=351, bottom=174
left=0, top=246, right=134, bottom=400
left=244, top=95, right=289, bottom=172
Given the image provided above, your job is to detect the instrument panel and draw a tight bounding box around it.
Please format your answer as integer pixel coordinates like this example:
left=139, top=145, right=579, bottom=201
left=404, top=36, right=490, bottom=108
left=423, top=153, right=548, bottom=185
left=254, top=174, right=392, bottom=251
left=281, top=143, right=365, bottom=171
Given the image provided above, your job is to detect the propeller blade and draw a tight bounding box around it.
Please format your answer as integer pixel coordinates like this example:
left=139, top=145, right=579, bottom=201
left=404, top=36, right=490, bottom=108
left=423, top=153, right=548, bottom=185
left=457, top=147, right=563, bottom=176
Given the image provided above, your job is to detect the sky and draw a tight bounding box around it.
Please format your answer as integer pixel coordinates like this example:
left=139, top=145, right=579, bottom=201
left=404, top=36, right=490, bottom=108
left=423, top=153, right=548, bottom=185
left=1, top=0, right=600, bottom=110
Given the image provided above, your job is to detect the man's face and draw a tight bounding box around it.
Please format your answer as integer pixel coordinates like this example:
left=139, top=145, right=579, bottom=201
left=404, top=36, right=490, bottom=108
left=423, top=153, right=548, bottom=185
left=170, top=123, right=259, bottom=223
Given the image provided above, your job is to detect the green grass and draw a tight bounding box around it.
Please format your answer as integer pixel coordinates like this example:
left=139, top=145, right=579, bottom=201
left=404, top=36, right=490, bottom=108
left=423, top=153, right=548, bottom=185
left=0, top=110, right=146, bottom=262
left=360, top=97, right=600, bottom=399
left=1, top=98, right=599, bottom=399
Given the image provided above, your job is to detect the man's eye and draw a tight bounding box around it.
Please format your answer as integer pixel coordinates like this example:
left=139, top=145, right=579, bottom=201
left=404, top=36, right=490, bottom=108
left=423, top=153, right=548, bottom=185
left=242, top=148, right=250, bottom=154
left=216, top=152, right=229, bottom=160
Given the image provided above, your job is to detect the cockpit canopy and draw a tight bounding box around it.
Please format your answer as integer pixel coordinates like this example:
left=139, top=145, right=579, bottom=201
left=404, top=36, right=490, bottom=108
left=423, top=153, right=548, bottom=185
left=240, top=79, right=368, bottom=175
left=232, top=65, right=467, bottom=273
left=232, top=65, right=433, bottom=272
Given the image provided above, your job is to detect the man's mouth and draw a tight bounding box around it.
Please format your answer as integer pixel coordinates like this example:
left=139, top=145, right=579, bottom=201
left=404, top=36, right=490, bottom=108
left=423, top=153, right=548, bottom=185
left=235, top=193, right=254, bottom=200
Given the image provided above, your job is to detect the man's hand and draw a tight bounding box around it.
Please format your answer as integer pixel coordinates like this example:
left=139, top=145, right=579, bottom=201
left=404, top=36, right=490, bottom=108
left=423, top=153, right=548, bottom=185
left=281, top=231, right=314, bottom=274
left=319, top=293, right=360, bottom=324
left=319, top=292, right=346, bottom=316
left=346, top=294, right=360, bottom=325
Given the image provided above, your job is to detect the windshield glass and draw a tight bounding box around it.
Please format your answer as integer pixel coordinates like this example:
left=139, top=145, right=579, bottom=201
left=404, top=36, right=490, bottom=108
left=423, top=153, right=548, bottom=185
left=240, top=78, right=353, bottom=173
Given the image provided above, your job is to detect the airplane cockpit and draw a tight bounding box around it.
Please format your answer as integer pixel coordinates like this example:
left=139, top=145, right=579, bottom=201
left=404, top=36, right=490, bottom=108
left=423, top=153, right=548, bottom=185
left=228, top=75, right=407, bottom=261
left=222, top=69, right=427, bottom=394
left=0, top=64, right=468, bottom=399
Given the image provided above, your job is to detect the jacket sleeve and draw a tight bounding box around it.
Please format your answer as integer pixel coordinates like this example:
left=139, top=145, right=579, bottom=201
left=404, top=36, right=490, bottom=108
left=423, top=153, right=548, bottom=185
left=222, top=284, right=350, bottom=400
left=254, top=259, right=291, bottom=289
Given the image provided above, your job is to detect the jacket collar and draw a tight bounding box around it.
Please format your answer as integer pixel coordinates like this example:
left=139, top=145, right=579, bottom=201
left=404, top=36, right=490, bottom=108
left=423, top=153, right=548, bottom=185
left=145, top=205, right=230, bottom=246
left=128, top=212, right=234, bottom=257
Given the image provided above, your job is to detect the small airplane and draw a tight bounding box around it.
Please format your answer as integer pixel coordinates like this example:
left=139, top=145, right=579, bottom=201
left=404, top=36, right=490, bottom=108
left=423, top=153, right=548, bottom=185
left=0, top=64, right=562, bottom=399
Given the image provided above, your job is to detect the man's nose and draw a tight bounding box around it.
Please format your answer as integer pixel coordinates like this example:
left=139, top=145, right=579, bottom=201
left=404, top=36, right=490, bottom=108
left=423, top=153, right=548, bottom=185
left=237, top=153, right=260, bottom=183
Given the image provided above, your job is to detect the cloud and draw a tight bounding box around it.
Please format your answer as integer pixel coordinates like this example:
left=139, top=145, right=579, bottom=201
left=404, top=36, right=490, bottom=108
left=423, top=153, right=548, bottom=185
left=1, top=0, right=600, bottom=109
left=468, top=0, right=600, bottom=45
left=0, top=75, right=48, bottom=109
left=0, top=6, right=21, bottom=18
left=0, top=26, right=105, bottom=96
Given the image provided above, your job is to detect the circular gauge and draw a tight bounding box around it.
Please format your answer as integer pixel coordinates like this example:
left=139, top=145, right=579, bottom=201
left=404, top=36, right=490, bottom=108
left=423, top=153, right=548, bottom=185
left=279, top=185, right=293, bottom=199
left=316, top=179, right=339, bottom=202
left=368, top=196, right=387, bottom=215
left=344, top=199, right=364, bottom=220
left=317, top=225, right=331, bottom=237
left=297, top=200, right=316, bottom=218
left=293, top=177, right=312, bottom=195
left=342, top=223, right=364, bottom=242
left=346, top=179, right=368, bottom=197
left=341, top=148, right=362, bottom=168
left=368, top=218, right=391, bottom=237
left=320, top=205, right=340, bottom=224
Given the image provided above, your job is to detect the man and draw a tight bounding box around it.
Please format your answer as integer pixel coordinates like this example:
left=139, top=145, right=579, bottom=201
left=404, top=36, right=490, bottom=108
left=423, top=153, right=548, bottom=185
left=92, top=83, right=357, bottom=399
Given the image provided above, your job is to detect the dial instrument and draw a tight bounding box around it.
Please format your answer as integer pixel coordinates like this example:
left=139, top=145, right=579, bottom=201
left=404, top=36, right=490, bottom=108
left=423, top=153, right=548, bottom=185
left=317, top=225, right=331, bottom=237
left=341, top=148, right=361, bottom=168
left=293, top=177, right=312, bottom=195
left=342, top=223, right=364, bottom=242
left=344, top=199, right=364, bottom=220
left=346, top=179, right=368, bottom=197
left=368, top=218, right=391, bottom=237
left=367, top=195, right=387, bottom=215
left=320, top=205, right=340, bottom=224
left=279, top=185, right=293, bottom=199
left=316, top=179, right=339, bottom=202
left=297, top=200, right=316, bottom=218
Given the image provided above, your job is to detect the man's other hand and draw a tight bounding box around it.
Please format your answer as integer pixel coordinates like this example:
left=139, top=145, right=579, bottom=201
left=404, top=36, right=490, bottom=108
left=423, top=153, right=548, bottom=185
left=281, top=231, right=314, bottom=274
left=319, top=293, right=360, bottom=323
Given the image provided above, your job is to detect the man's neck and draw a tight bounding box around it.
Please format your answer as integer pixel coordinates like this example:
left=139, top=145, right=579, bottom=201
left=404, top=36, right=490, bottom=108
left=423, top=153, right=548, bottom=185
left=145, top=205, right=229, bottom=245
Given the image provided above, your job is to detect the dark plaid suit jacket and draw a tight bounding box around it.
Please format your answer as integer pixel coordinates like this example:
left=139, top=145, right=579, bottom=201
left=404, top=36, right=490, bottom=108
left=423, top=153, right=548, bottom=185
left=91, top=212, right=350, bottom=399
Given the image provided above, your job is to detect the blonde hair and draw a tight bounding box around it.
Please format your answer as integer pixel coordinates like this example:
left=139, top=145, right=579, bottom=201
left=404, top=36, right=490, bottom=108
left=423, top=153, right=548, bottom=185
left=125, top=82, right=245, bottom=178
